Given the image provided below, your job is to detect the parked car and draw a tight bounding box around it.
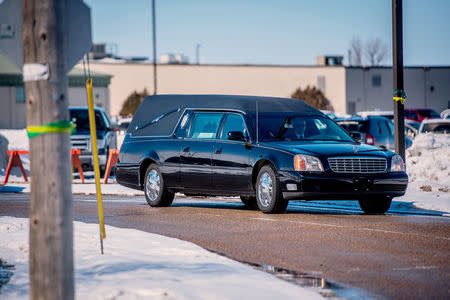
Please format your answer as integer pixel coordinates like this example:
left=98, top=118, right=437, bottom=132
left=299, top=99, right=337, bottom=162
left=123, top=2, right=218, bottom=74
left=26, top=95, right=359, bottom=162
left=441, top=109, right=450, bottom=119
left=116, top=117, right=132, bottom=149
left=404, top=108, right=440, bottom=122
left=418, top=119, right=450, bottom=134
left=69, top=107, right=117, bottom=172
left=357, top=111, right=419, bottom=138
left=118, top=117, right=132, bottom=135
left=116, top=95, right=408, bottom=214
left=336, top=116, right=413, bottom=149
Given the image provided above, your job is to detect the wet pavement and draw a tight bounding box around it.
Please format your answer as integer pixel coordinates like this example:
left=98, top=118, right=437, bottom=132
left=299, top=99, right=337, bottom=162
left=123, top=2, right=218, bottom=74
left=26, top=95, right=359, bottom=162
left=1, top=193, right=449, bottom=299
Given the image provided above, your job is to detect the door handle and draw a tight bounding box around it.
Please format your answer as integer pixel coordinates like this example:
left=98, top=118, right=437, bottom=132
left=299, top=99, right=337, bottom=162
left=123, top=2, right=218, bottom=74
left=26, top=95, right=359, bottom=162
left=183, top=147, right=190, bottom=152
left=215, top=148, right=222, bottom=154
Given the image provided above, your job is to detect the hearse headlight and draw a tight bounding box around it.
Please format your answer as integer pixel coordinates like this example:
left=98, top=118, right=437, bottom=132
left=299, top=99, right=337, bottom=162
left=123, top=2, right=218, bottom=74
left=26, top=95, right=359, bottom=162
left=390, top=155, right=406, bottom=172
left=294, top=155, right=324, bottom=172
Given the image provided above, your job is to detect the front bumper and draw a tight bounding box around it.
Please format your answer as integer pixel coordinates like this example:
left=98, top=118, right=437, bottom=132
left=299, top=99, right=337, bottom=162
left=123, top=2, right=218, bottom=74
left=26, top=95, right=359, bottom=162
left=279, top=170, right=408, bottom=200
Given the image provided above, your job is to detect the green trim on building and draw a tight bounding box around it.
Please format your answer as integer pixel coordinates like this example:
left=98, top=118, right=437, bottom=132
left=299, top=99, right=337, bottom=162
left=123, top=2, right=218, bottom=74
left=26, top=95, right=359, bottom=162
left=0, top=54, right=112, bottom=87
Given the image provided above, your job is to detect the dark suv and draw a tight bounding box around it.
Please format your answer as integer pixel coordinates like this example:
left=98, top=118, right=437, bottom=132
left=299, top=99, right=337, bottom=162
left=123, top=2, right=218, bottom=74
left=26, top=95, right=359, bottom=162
left=69, top=107, right=117, bottom=172
left=336, top=116, right=412, bottom=150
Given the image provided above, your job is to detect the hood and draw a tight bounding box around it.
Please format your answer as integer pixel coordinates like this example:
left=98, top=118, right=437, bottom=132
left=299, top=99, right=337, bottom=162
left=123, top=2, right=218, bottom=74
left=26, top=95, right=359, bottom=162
left=263, top=141, right=390, bottom=157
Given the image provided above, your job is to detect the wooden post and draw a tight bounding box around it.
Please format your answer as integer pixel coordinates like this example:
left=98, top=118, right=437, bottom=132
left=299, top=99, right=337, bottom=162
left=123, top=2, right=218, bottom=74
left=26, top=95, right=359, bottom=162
left=392, top=0, right=406, bottom=160
left=23, top=0, right=74, bottom=299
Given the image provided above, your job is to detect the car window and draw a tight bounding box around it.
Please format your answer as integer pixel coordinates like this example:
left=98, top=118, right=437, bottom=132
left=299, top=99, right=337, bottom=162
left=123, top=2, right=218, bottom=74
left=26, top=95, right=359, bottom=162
left=418, top=109, right=440, bottom=118
left=422, top=123, right=450, bottom=134
left=369, top=119, right=382, bottom=135
left=220, top=114, right=248, bottom=140
left=257, top=114, right=354, bottom=142
left=405, top=110, right=418, bottom=121
left=338, top=121, right=368, bottom=133
left=188, top=112, right=224, bottom=139
left=70, top=109, right=106, bottom=133
left=386, top=120, right=395, bottom=135
left=377, top=119, right=390, bottom=136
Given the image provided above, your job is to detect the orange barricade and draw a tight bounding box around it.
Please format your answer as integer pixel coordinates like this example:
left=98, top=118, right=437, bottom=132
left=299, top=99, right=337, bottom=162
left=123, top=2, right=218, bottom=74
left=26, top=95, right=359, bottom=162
left=71, top=149, right=85, bottom=183
left=103, top=149, right=119, bottom=184
left=3, top=150, right=29, bottom=184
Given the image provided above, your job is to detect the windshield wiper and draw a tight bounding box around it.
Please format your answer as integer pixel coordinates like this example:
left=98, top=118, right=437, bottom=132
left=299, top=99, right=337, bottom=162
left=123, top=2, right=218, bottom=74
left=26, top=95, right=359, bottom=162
left=137, top=108, right=181, bottom=130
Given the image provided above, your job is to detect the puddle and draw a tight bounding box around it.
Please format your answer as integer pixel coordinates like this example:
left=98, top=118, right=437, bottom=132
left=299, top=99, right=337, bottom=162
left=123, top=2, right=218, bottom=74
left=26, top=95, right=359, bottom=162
left=244, top=262, right=374, bottom=299
left=0, top=258, right=14, bottom=290
left=207, top=248, right=373, bottom=299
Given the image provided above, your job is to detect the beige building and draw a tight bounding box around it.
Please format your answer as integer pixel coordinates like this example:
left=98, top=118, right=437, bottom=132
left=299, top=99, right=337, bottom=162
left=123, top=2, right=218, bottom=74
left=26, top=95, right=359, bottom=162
left=0, top=54, right=112, bottom=129
left=75, top=62, right=347, bottom=117
left=75, top=61, right=450, bottom=118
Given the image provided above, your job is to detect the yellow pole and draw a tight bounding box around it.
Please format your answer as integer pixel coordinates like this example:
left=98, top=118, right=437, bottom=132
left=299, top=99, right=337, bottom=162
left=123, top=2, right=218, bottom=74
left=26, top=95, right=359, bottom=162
left=86, top=78, right=106, bottom=240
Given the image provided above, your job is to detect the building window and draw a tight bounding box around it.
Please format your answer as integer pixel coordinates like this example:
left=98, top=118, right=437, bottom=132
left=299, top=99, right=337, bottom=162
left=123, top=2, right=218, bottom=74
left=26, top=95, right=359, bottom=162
left=15, top=87, right=25, bottom=103
left=372, top=75, right=381, bottom=87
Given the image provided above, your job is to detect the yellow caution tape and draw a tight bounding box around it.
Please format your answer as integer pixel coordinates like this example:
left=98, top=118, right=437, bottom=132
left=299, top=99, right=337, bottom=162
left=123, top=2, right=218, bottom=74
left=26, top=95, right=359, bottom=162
left=393, top=97, right=406, bottom=105
left=393, top=89, right=406, bottom=105
left=27, top=120, right=75, bottom=139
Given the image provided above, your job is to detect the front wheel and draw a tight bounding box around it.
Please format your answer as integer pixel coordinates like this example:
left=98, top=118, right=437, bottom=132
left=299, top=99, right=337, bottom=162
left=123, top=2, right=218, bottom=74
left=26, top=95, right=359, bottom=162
left=256, top=165, right=288, bottom=213
left=144, top=164, right=174, bottom=207
left=358, top=197, right=392, bottom=214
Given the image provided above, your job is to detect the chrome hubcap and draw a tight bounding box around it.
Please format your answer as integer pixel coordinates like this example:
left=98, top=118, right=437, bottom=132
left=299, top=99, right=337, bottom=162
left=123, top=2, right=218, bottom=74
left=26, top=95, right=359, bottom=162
left=146, top=170, right=160, bottom=201
left=258, top=172, right=273, bottom=207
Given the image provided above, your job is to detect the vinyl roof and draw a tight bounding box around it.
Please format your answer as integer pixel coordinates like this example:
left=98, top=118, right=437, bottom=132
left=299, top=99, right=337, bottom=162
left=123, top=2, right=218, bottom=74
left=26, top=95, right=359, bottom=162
left=129, top=94, right=322, bottom=137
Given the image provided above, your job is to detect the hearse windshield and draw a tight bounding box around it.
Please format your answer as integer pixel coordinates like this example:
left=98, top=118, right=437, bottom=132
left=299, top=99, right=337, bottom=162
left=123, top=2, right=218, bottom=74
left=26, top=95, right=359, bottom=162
left=256, top=114, right=354, bottom=142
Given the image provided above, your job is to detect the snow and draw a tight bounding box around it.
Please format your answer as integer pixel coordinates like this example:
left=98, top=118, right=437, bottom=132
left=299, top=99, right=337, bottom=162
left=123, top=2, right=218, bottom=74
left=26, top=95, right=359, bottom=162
left=1, top=129, right=449, bottom=214
left=0, top=217, right=324, bottom=300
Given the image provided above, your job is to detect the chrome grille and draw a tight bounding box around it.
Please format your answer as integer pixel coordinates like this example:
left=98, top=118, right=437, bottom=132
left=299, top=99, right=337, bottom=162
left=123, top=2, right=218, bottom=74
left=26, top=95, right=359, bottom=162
left=328, top=157, right=387, bottom=174
left=70, top=137, right=90, bottom=152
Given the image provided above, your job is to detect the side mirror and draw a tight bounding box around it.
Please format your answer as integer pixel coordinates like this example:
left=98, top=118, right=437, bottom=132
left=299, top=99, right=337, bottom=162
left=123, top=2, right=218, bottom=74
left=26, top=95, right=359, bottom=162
left=350, top=131, right=362, bottom=142
left=227, top=131, right=247, bottom=142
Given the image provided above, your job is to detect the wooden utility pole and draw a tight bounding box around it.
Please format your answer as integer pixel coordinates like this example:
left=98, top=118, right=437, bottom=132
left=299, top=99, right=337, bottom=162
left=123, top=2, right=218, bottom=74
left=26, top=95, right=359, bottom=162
left=392, top=0, right=406, bottom=160
left=23, top=0, right=74, bottom=299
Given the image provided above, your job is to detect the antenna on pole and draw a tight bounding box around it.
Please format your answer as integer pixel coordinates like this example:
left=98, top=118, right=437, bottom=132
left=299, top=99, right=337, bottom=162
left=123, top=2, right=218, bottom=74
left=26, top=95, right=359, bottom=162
left=196, top=43, right=201, bottom=65
left=152, top=0, right=157, bottom=95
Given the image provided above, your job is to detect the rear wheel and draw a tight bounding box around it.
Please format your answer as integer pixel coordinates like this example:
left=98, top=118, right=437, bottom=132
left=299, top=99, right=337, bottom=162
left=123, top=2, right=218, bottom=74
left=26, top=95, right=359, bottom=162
left=240, top=196, right=257, bottom=209
left=256, top=165, right=288, bottom=213
left=144, top=164, right=174, bottom=207
left=358, top=196, right=392, bottom=214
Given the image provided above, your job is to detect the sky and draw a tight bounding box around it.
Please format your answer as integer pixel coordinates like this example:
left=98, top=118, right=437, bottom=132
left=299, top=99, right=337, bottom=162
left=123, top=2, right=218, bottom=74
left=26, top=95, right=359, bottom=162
left=84, top=0, right=450, bottom=66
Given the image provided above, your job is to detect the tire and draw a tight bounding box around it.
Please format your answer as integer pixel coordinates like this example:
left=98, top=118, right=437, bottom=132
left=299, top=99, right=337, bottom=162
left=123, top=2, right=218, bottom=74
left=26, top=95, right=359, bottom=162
left=144, top=164, right=174, bottom=207
left=255, top=165, right=288, bottom=213
left=358, top=196, right=392, bottom=214
left=240, top=196, right=257, bottom=209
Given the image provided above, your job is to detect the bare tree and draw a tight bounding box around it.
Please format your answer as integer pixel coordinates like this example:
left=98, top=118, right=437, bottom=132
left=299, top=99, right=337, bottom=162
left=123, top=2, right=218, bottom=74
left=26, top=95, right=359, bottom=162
left=350, top=37, right=363, bottom=66
left=365, top=37, right=388, bottom=66
left=348, top=37, right=388, bottom=66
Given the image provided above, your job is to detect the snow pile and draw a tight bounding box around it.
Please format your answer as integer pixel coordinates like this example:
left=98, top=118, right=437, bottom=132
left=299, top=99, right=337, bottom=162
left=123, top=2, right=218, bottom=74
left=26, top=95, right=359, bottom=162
left=406, top=133, right=450, bottom=189
left=0, top=217, right=323, bottom=300
left=0, top=130, right=30, bottom=181
left=0, top=130, right=29, bottom=150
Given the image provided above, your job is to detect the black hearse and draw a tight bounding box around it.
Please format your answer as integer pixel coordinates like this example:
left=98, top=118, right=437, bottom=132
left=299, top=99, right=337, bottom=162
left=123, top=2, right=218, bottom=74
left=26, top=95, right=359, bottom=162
left=116, top=95, right=408, bottom=214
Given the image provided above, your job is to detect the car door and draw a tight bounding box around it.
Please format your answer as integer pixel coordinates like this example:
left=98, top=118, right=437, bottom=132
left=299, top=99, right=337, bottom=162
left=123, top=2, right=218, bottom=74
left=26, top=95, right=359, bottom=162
left=212, top=113, right=252, bottom=192
left=179, top=111, right=225, bottom=190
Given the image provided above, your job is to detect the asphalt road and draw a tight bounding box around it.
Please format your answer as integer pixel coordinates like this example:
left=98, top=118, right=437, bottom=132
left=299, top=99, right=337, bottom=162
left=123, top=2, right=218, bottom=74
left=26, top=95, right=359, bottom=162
left=1, top=193, right=449, bottom=299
